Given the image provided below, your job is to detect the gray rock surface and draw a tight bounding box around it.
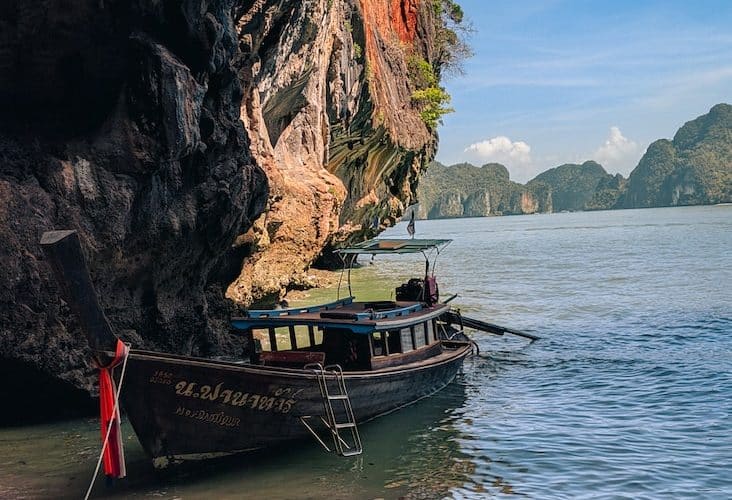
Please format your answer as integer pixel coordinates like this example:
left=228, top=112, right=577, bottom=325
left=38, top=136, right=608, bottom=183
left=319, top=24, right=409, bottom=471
left=0, top=0, right=267, bottom=422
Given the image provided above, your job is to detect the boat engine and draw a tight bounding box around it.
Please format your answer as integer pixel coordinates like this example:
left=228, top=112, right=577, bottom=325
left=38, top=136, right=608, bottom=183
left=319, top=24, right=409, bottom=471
left=396, top=277, right=439, bottom=306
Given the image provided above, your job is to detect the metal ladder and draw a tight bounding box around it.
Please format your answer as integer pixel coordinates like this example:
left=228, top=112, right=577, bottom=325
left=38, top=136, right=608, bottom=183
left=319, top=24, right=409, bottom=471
left=300, top=363, right=363, bottom=457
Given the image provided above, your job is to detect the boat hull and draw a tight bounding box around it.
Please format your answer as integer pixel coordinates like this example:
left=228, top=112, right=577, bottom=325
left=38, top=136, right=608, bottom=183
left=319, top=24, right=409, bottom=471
left=120, top=343, right=471, bottom=463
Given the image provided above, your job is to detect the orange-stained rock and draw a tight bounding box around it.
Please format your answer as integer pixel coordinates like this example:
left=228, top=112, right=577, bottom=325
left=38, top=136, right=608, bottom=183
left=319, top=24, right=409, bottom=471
left=231, top=0, right=439, bottom=305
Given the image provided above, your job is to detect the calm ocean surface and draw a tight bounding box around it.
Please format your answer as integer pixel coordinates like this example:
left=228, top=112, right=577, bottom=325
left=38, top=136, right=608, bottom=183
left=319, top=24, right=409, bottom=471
left=1, top=206, right=730, bottom=499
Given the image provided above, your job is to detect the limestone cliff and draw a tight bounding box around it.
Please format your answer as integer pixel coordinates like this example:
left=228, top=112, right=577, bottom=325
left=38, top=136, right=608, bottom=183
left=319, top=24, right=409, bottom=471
left=527, top=161, right=615, bottom=212
left=415, top=162, right=551, bottom=218
left=228, top=0, right=442, bottom=305
left=416, top=160, right=624, bottom=217
left=585, top=173, right=627, bottom=211
left=0, top=0, right=267, bottom=422
left=413, top=105, right=730, bottom=223
left=0, top=0, right=455, bottom=421
left=619, top=103, right=732, bottom=208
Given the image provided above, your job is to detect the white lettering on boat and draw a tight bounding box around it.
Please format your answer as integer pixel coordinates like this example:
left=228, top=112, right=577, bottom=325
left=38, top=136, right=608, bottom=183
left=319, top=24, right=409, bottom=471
left=173, top=380, right=299, bottom=413
left=174, top=406, right=241, bottom=427
left=149, top=370, right=174, bottom=385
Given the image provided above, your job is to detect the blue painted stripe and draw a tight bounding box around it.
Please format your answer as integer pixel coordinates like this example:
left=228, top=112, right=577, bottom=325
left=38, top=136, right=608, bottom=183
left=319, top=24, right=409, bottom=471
left=243, top=296, right=354, bottom=319
left=229, top=318, right=375, bottom=335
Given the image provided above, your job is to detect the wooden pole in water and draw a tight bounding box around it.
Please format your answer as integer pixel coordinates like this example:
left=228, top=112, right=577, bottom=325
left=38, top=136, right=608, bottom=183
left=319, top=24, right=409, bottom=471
left=40, top=230, right=118, bottom=358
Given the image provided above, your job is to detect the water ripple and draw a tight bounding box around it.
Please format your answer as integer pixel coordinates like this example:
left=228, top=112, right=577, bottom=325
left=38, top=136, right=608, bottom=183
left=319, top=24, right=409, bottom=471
left=381, top=208, right=732, bottom=498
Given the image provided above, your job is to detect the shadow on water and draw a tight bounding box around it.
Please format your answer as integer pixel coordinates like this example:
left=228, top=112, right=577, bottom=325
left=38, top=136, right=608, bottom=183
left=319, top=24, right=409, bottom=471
left=0, top=376, right=477, bottom=499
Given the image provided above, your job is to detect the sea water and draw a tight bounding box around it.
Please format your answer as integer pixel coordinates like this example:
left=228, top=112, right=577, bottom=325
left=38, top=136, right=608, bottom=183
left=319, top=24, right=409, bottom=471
left=1, top=205, right=730, bottom=499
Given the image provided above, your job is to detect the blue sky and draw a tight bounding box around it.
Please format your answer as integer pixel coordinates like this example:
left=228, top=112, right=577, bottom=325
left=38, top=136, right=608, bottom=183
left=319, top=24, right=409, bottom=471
left=435, top=0, right=732, bottom=183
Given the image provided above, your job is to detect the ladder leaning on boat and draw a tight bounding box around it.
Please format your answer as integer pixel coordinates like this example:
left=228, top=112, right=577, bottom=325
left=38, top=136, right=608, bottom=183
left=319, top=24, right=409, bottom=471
left=299, top=363, right=363, bottom=457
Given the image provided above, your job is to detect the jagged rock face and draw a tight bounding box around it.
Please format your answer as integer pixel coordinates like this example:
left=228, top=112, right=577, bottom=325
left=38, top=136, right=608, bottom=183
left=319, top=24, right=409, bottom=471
left=464, top=190, right=491, bottom=216
left=229, top=0, right=437, bottom=304
left=621, top=103, right=732, bottom=208
left=429, top=191, right=464, bottom=218
left=0, top=0, right=267, bottom=420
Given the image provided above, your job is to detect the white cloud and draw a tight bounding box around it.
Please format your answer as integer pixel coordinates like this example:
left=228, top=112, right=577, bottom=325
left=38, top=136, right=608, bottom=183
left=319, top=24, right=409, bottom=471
left=464, top=136, right=532, bottom=165
left=593, top=126, right=641, bottom=176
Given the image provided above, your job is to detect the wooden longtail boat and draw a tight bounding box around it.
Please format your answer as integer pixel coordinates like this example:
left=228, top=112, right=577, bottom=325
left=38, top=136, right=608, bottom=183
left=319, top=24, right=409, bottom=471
left=41, top=231, right=478, bottom=469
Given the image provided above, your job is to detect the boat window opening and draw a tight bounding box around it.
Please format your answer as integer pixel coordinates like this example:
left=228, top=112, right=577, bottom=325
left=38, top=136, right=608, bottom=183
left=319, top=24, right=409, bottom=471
left=293, top=325, right=311, bottom=348
left=427, top=320, right=436, bottom=343
left=387, top=330, right=402, bottom=354
left=274, top=327, right=294, bottom=350
left=252, top=329, right=272, bottom=351
left=253, top=327, right=301, bottom=352
left=435, top=320, right=450, bottom=341
left=400, top=328, right=414, bottom=352
left=371, top=332, right=386, bottom=356
left=322, top=329, right=370, bottom=369
left=414, top=322, right=427, bottom=348
left=345, top=333, right=370, bottom=370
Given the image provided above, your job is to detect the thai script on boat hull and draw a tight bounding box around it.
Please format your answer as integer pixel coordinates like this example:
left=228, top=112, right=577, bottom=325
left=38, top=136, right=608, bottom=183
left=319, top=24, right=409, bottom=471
left=173, top=379, right=301, bottom=413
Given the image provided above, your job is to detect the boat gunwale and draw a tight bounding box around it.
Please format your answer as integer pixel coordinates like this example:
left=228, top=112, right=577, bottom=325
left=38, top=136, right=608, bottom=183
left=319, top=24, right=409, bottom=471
left=120, top=341, right=472, bottom=380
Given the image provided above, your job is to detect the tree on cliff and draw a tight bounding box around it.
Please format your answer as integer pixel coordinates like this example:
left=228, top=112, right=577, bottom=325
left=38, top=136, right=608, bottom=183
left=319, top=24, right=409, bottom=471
left=409, top=0, right=472, bottom=129
left=433, top=0, right=473, bottom=76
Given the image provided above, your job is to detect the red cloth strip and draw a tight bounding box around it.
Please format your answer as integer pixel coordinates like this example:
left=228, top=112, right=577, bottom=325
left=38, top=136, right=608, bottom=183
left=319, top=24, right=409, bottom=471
left=95, top=339, right=129, bottom=479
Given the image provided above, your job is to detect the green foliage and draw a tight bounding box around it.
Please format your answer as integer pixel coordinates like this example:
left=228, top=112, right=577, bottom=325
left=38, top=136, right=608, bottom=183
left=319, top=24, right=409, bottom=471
left=416, top=161, right=537, bottom=218
left=431, top=0, right=472, bottom=75
left=622, top=103, right=731, bottom=207
left=585, top=174, right=626, bottom=210
left=623, top=140, right=677, bottom=207
left=364, top=61, right=372, bottom=82
left=373, top=110, right=385, bottom=127
left=527, top=161, right=612, bottom=211
left=407, top=55, right=438, bottom=89
left=353, top=42, right=362, bottom=59
left=402, top=2, right=469, bottom=129
left=411, top=87, right=453, bottom=129
left=407, top=54, right=452, bottom=129
left=431, top=0, right=463, bottom=22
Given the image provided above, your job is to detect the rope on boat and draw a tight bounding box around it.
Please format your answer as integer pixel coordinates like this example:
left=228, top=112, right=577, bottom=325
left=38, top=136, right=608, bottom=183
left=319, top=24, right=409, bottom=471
left=84, top=342, right=131, bottom=500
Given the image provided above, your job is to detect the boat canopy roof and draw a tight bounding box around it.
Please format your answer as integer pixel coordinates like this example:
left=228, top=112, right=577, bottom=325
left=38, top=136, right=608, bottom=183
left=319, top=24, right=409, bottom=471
left=231, top=297, right=450, bottom=334
left=335, top=238, right=451, bottom=255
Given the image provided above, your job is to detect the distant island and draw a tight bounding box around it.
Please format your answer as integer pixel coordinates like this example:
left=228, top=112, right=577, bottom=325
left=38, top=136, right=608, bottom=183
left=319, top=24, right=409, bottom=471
left=415, top=103, right=732, bottom=218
